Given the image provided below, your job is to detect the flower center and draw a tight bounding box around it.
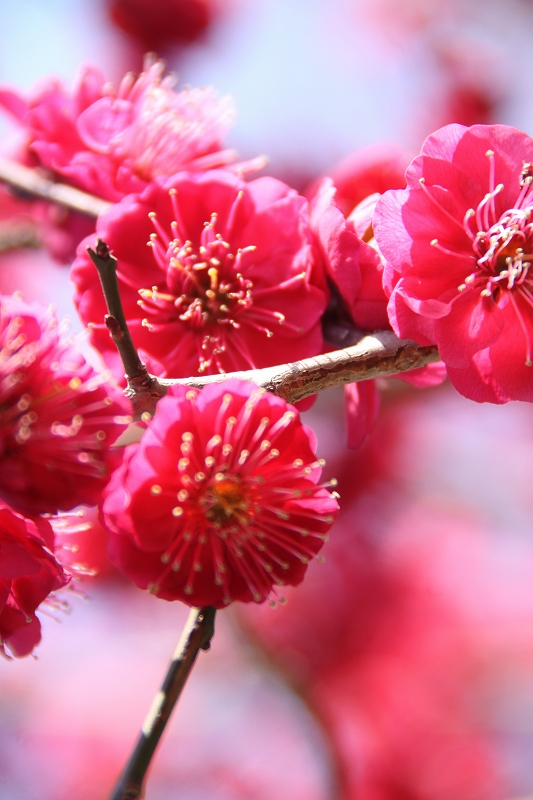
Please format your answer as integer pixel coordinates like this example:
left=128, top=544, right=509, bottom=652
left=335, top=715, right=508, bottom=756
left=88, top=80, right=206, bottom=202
left=138, top=189, right=260, bottom=373
left=202, top=477, right=250, bottom=524
left=469, top=208, right=533, bottom=301
left=424, top=152, right=533, bottom=366
left=144, top=220, right=254, bottom=326
left=457, top=156, right=533, bottom=302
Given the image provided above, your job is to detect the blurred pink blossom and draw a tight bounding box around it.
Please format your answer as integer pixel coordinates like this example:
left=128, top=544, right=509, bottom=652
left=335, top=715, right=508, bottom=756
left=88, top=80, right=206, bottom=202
left=107, top=0, right=219, bottom=50
left=306, top=143, right=412, bottom=218
left=0, top=504, right=69, bottom=658
left=0, top=55, right=238, bottom=204
left=0, top=294, right=130, bottom=515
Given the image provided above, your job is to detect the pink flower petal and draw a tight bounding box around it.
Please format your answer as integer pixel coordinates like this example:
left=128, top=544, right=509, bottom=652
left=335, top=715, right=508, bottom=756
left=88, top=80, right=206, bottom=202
left=344, top=380, right=381, bottom=450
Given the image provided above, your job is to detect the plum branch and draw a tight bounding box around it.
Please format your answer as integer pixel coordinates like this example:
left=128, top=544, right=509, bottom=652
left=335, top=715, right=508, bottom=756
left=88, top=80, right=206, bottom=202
left=0, top=155, right=111, bottom=217
left=109, top=606, right=216, bottom=800
left=163, top=331, right=440, bottom=404
left=87, top=242, right=168, bottom=418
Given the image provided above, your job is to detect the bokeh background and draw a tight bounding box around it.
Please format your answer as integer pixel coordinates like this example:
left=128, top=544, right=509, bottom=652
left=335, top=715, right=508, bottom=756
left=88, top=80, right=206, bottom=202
left=2, top=1, right=533, bottom=798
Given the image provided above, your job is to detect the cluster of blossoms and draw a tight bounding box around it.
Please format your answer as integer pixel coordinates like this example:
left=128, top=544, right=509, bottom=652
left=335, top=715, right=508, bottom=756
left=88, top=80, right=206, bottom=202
left=309, top=124, right=533, bottom=438
left=0, top=55, right=262, bottom=262
left=1, top=57, right=533, bottom=661
left=0, top=59, right=343, bottom=657
left=0, top=287, right=338, bottom=646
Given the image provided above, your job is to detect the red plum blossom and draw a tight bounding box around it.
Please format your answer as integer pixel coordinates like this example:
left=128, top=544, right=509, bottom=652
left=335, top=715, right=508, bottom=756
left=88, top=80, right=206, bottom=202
left=0, top=56, right=238, bottom=204
left=72, top=170, right=327, bottom=380
left=374, top=123, right=533, bottom=403
left=100, top=380, right=339, bottom=608
left=108, top=0, right=217, bottom=49
left=311, top=178, right=445, bottom=448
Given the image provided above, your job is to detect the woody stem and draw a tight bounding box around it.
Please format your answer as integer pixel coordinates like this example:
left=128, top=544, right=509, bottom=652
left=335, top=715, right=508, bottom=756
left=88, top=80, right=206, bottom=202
left=0, top=155, right=111, bottom=217
left=87, top=240, right=167, bottom=419
left=162, top=330, right=440, bottom=405
left=109, top=606, right=216, bottom=800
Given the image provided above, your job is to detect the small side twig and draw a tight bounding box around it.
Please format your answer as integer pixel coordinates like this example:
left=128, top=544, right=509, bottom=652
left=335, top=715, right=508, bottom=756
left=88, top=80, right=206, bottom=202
left=0, top=155, right=110, bottom=217
left=110, top=606, right=216, bottom=800
left=87, top=240, right=167, bottom=419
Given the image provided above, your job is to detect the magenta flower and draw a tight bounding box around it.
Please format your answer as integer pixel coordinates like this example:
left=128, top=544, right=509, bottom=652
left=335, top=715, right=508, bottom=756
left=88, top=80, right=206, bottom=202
left=100, top=381, right=339, bottom=608
left=108, top=0, right=216, bottom=49
left=0, top=294, right=131, bottom=515
left=374, top=123, right=533, bottom=403
left=72, top=170, right=327, bottom=380
left=311, top=178, right=445, bottom=448
left=0, top=56, right=237, bottom=203
left=0, top=504, right=69, bottom=658
left=311, top=178, right=389, bottom=331
left=306, top=142, right=412, bottom=217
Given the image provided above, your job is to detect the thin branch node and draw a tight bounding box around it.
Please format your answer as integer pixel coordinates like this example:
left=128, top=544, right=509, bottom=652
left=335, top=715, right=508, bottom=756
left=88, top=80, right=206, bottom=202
left=198, top=607, right=216, bottom=651
left=105, top=315, right=125, bottom=340
left=96, top=237, right=112, bottom=260
left=126, top=372, right=167, bottom=397
left=126, top=373, right=168, bottom=421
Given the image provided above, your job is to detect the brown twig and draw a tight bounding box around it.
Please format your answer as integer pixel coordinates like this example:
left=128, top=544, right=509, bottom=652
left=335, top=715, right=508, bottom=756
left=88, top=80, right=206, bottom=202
left=162, top=331, right=440, bottom=405
left=87, top=240, right=167, bottom=418
left=90, top=236, right=439, bottom=414
left=89, top=237, right=440, bottom=416
left=0, top=155, right=110, bottom=217
left=110, top=606, right=216, bottom=800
